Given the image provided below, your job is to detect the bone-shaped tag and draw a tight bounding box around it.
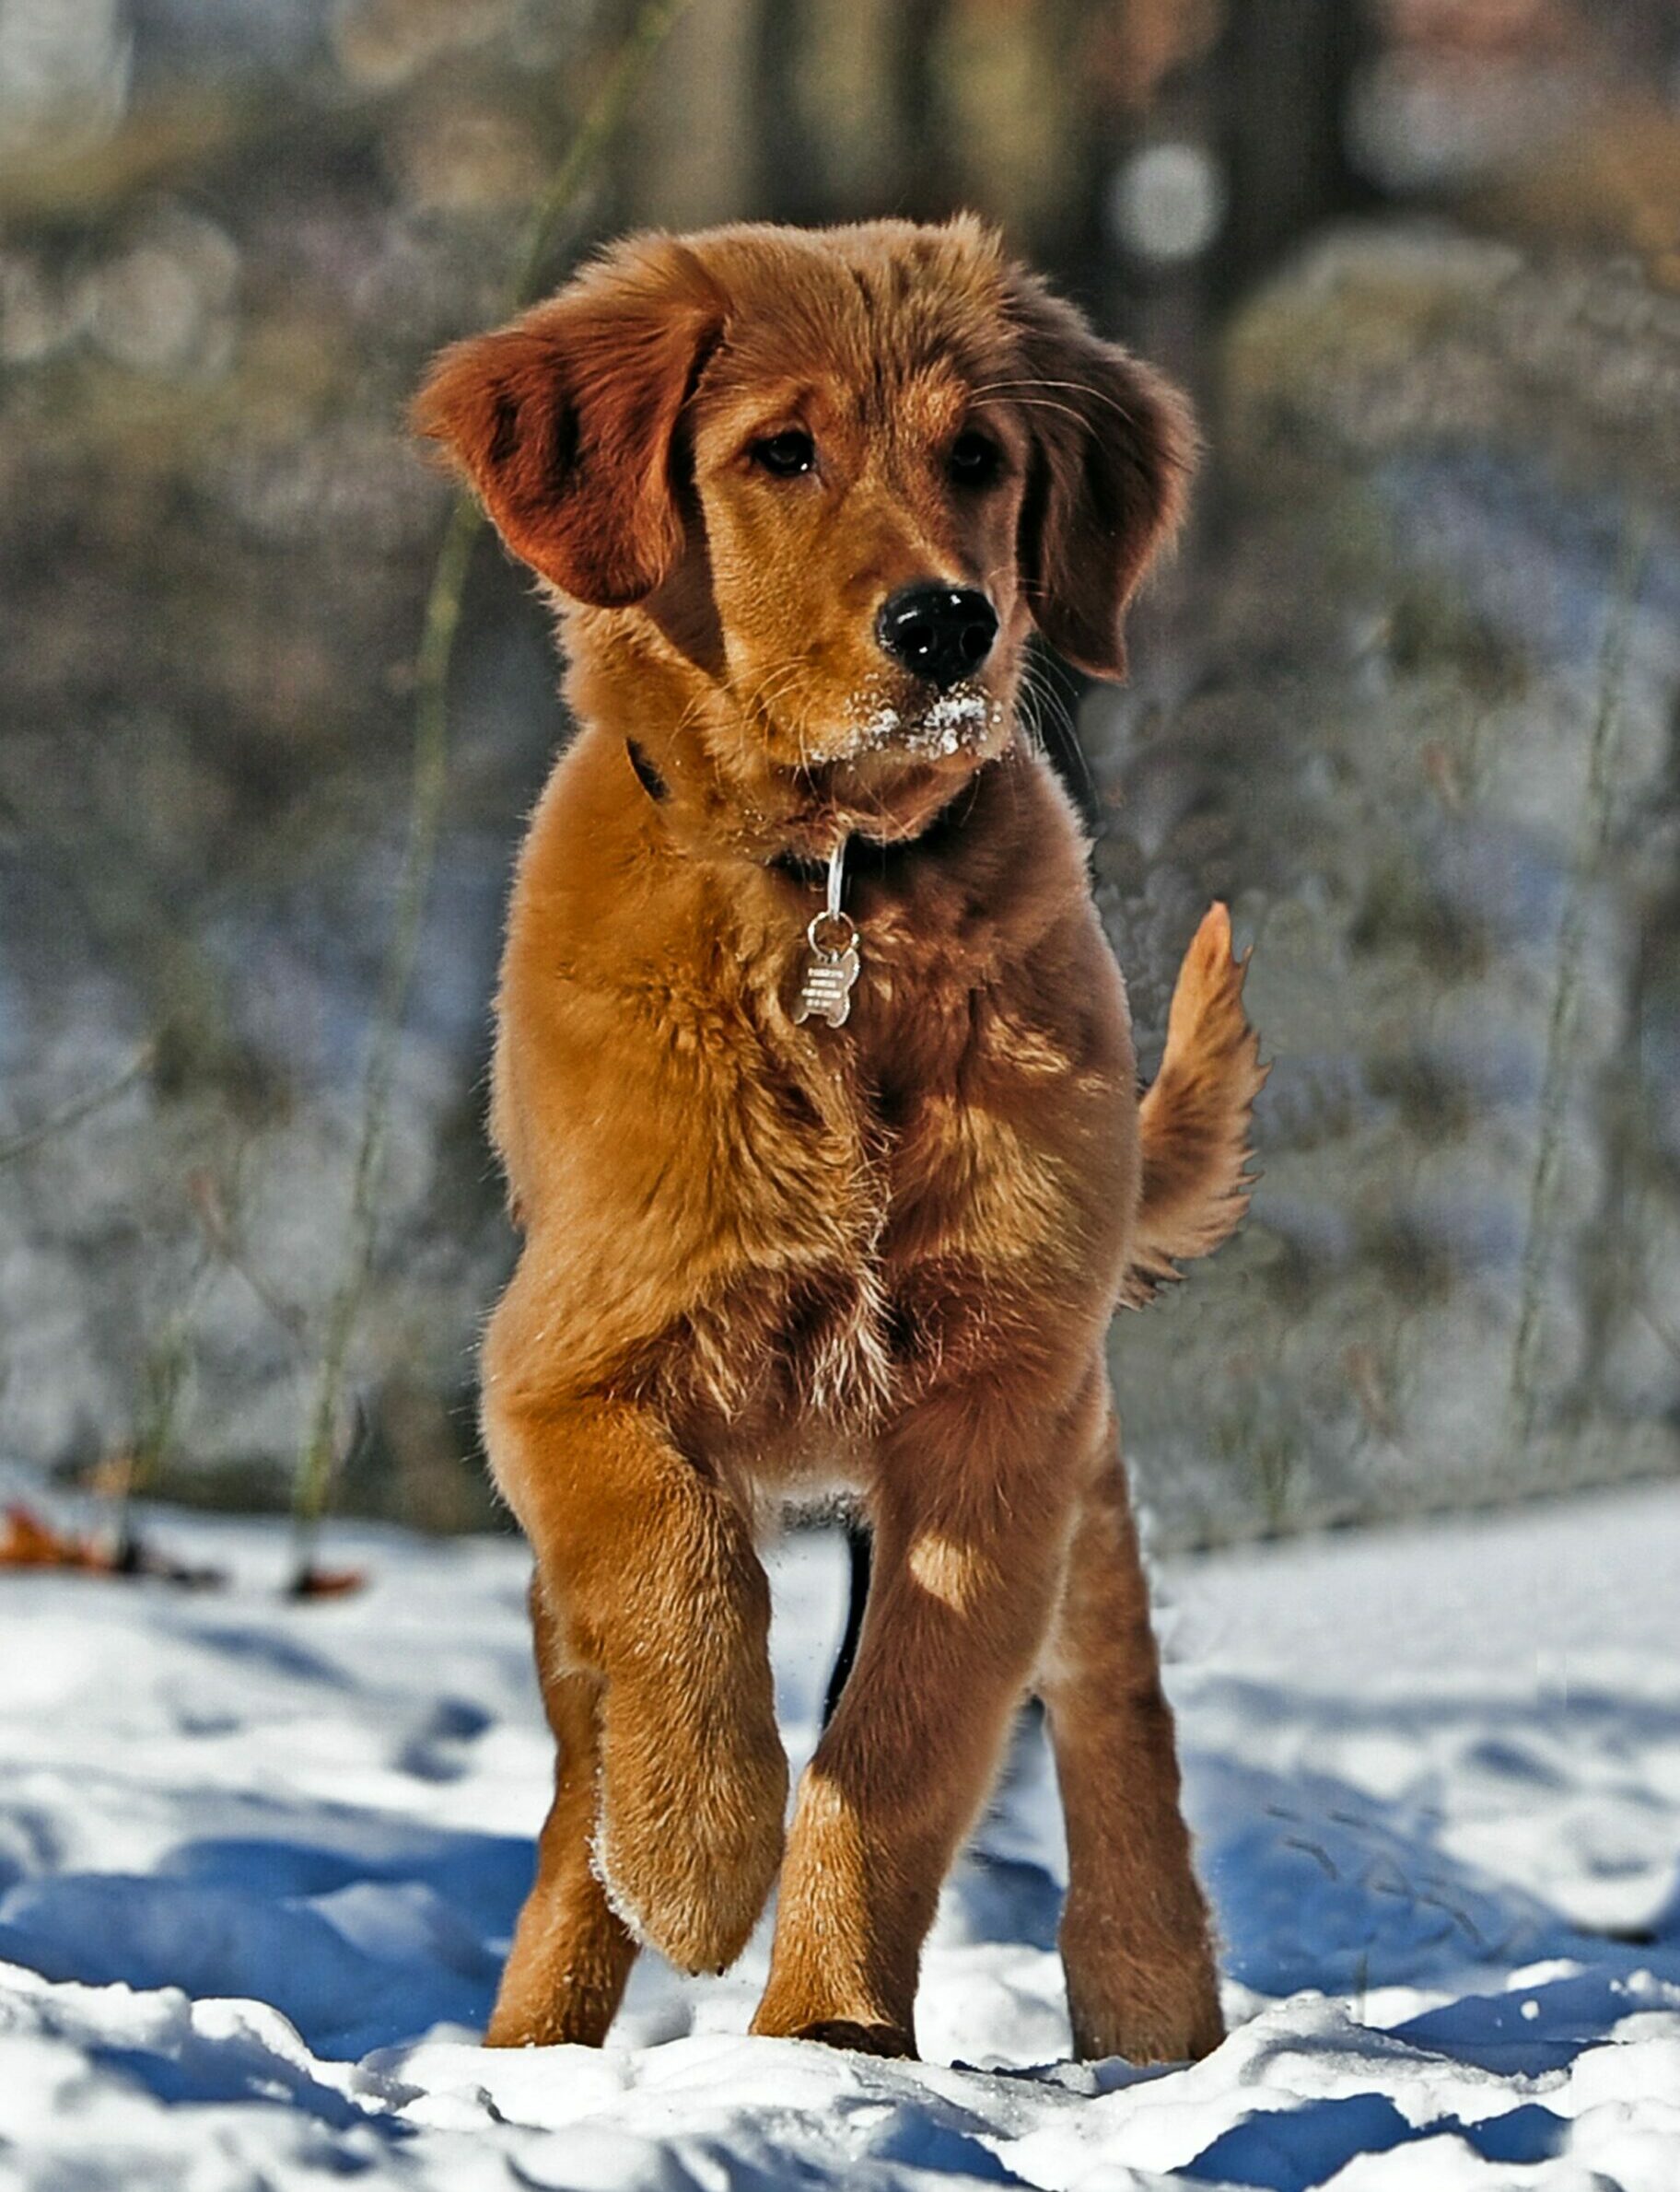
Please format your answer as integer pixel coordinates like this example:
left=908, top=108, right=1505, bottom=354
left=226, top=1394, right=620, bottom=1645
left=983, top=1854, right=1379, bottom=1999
left=793, top=943, right=861, bottom=1028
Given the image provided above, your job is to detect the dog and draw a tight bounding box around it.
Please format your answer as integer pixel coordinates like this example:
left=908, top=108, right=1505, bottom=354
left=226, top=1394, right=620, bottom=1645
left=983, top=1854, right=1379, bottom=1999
left=416, top=216, right=1264, bottom=2064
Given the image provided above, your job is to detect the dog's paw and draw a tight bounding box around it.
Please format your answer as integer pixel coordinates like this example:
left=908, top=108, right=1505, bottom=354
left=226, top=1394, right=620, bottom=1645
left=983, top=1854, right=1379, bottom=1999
left=593, top=1673, right=788, bottom=1975
left=752, top=2012, right=916, bottom=2058
left=1064, top=1940, right=1224, bottom=2065
left=1060, top=1877, right=1225, bottom=2066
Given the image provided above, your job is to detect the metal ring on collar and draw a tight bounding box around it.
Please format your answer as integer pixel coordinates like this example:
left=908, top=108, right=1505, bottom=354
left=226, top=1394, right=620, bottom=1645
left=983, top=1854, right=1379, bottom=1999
left=807, top=910, right=858, bottom=957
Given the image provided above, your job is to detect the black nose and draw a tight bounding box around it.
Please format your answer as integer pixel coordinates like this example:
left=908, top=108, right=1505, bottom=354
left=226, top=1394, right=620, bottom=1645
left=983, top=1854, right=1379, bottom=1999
left=874, top=584, right=998, bottom=691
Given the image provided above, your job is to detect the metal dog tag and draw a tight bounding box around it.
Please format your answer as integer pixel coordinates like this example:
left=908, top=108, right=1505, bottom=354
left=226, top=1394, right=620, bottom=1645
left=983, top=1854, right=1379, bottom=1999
left=792, top=836, right=862, bottom=1029
left=794, top=927, right=861, bottom=1027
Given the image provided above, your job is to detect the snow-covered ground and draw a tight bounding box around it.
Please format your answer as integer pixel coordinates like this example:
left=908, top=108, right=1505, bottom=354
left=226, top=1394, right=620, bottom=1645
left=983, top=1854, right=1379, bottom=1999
left=2, top=1470, right=1677, bottom=2190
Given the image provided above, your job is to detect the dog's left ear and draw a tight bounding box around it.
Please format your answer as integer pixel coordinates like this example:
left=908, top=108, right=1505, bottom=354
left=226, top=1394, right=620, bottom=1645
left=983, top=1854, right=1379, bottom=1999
left=414, top=236, right=726, bottom=608
left=1004, top=274, right=1196, bottom=680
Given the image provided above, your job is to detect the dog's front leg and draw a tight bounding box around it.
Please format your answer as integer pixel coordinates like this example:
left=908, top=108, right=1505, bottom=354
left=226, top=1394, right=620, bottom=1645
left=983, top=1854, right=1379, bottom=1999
left=751, top=1365, right=1103, bottom=2057
left=485, top=1382, right=787, bottom=1986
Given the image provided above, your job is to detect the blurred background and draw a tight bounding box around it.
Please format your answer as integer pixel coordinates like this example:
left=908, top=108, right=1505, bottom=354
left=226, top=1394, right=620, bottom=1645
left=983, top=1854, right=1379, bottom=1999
left=2, top=0, right=1677, bottom=1551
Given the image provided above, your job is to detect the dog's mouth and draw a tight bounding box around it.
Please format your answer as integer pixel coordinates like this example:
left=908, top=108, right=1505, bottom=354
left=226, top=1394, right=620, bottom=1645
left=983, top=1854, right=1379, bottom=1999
left=777, top=677, right=1009, bottom=773
left=848, top=682, right=1007, bottom=761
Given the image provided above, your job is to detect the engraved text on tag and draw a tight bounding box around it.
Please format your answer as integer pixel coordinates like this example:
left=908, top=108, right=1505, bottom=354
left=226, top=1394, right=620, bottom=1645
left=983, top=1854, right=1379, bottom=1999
left=794, top=941, right=861, bottom=1028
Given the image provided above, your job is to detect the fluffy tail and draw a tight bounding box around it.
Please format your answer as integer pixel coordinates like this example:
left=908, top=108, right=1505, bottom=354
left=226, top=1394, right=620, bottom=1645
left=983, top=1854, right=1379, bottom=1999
left=1120, top=904, right=1267, bottom=1310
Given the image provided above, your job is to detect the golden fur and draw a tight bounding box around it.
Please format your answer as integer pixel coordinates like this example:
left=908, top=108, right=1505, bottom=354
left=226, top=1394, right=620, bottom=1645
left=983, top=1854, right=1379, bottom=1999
left=415, top=216, right=1264, bottom=2063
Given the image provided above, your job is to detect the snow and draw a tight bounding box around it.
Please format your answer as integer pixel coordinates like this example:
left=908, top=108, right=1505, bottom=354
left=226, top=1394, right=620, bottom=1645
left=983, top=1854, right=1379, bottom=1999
left=2, top=1471, right=1677, bottom=2190
left=848, top=685, right=1003, bottom=758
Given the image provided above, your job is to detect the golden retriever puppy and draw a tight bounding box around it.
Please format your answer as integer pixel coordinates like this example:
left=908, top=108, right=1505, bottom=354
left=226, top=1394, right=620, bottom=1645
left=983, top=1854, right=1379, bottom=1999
left=416, top=216, right=1263, bottom=2063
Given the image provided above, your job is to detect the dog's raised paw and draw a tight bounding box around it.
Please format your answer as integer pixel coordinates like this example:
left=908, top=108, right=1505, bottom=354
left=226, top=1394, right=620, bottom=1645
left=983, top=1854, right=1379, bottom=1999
left=592, top=1679, right=788, bottom=1975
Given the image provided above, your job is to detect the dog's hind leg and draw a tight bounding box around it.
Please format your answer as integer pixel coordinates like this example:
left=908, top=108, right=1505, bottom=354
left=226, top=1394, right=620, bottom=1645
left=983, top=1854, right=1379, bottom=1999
left=1038, top=1419, right=1223, bottom=2063
left=486, top=1574, right=637, bottom=2046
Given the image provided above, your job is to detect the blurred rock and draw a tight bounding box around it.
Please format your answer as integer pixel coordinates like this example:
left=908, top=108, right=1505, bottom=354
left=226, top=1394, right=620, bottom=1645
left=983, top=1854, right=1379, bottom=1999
left=0, top=0, right=132, bottom=164
left=1103, top=223, right=1680, bottom=1547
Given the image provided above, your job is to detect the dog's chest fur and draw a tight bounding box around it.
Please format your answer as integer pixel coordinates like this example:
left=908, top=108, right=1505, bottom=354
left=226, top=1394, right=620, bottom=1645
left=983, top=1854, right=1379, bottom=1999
left=644, top=861, right=1121, bottom=1469
left=494, top=742, right=1135, bottom=1472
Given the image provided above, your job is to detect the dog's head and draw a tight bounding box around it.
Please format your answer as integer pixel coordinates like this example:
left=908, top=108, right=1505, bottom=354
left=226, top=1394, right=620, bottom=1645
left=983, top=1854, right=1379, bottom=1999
left=416, top=218, right=1193, bottom=837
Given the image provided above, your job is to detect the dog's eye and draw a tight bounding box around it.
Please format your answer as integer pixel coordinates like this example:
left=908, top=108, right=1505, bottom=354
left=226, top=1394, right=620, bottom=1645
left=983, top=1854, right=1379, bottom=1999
left=949, top=430, right=1001, bottom=487
left=751, top=429, right=816, bottom=478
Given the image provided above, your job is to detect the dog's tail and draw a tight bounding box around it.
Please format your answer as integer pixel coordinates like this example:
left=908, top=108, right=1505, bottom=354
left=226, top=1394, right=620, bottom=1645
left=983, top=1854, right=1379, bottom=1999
left=1120, top=904, right=1267, bottom=1310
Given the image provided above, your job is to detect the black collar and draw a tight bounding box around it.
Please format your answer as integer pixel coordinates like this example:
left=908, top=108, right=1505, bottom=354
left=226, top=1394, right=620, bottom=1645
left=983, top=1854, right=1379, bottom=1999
left=624, top=737, right=986, bottom=883
left=768, top=782, right=979, bottom=886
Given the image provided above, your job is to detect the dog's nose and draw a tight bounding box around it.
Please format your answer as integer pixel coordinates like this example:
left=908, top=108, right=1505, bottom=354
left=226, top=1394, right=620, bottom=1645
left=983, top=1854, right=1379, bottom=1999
left=874, top=585, right=998, bottom=691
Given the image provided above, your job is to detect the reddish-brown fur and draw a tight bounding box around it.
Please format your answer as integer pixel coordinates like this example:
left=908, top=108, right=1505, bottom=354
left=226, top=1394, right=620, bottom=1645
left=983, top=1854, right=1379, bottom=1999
left=415, top=217, right=1264, bottom=2063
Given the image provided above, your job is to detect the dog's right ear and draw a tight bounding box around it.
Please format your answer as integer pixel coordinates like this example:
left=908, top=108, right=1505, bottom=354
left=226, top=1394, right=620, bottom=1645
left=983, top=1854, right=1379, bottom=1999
left=414, top=237, right=726, bottom=609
